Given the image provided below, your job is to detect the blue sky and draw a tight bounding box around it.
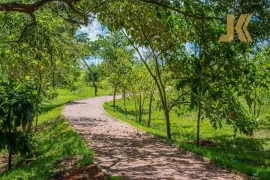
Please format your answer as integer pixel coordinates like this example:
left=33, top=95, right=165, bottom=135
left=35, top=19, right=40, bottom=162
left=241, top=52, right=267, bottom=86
left=77, top=20, right=106, bottom=65
left=77, top=20, right=107, bottom=41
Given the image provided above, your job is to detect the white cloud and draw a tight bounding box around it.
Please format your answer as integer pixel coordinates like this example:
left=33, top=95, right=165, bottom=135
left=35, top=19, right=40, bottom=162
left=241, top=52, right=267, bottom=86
left=77, top=20, right=105, bottom=41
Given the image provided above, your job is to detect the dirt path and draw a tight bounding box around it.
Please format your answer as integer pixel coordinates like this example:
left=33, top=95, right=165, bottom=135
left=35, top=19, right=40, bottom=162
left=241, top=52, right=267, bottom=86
left=63, top=95, right=244, bottom=180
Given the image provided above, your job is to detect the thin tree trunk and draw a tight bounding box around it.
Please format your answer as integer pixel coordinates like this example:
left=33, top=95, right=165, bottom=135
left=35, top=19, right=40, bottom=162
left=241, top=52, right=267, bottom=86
left=123, top=89, right=126, bottom=112
left=159, top=84, right=171, bottom=139
left=197, top=96, right=201, bottom=146
left=94, top=83, right=97, bottom=96
left=122, top=30, right=172, bottom=139
left=134, top=98, right=138, bottom=121
left=7, top=108, right=12, bottom=170
left=113, top=85, right=117, bottom=108
left=147, top=84, right=155, bottom=127
left=132, top=90, right=139, bottom=121
left=164, top=107, right=171, bottom=139
left=147, top=100, right=152, bottom=127
left=91, top=71, right=97, bottom=96
left=156, top=85, right=171, bottom=139
left=139, top=92, right=142, bottom=122
left=82, top=59, right=97, bottom=96
left=151, top=78, right=171, bottom=139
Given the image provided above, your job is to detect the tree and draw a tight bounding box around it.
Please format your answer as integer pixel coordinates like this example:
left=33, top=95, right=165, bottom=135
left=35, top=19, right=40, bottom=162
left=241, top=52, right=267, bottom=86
left=95, top=32, right=134, bottom=108
left=0, top=7, right=84, bottom=128
left=108, top=6, right=189, bottom=139
left=240, top=45, right=270, bottom=126
left=169, top=16, right=262, bottom=144
left=127, top=62, right=154, bottom=122
left=0, top=78, right=37, bottom=170
left=83, top=61, right=100, bottom=96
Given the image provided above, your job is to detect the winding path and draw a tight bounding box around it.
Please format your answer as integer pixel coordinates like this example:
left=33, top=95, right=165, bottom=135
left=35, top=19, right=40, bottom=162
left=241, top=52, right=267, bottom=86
left=62, top=95, right=244, bottom=180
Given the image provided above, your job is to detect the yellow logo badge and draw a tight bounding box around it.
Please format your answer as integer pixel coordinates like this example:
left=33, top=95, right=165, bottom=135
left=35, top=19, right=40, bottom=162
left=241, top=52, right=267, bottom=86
left=219, top=14, right=252, bottom=42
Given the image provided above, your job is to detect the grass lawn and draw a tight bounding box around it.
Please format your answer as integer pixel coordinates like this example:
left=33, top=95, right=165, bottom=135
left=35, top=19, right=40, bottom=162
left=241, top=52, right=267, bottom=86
left=104, top=97, right=270, bottom=180
left=0, top=84, right=111, bottom=180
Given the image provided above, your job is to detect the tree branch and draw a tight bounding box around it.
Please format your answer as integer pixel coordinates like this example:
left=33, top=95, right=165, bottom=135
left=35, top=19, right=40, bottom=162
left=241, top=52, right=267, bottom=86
left=140, top=0, right=223, bottom=21
left=0, top=0, right=53, bottom=13
left=66, top=1, right=88, bottom=25
left=17, top=22, right=36, bottom=42
left=0, top=0, right=223, bottom=23
left=0, top=0, right=89, bottom=25
left=168, top=91, right=191, bottom=111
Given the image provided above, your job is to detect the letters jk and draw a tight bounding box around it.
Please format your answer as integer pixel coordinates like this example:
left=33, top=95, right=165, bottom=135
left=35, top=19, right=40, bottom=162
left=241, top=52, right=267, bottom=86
left=219, top=14, right=252, bottom=42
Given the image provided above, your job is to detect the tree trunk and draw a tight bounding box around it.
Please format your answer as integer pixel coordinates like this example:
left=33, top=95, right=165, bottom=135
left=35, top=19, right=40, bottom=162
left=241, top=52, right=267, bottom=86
left=147, top=101, right=152, bottom=127
left=82, top=59, right=97, bottom=96
left=156, top=85, right=171, bottom=139
left=138, top=93, right=142, bottom=122
left=134, top=98, right=138, bottom=121
left=122, top=30, right=172, bottom=139
left=159, top=85, right=171, bottom=139
left=94, top=83, right=97, bottom=96
left=164, top=108, right=171, bottom=139
left=91, top=71, right=97, bottom=96
left=139, top=106, right=142, bottom=122
left=132, top=91, right=138, bottom=121
left=197, top=96, right=201, bottom=146
left=123, top=89, right=126, bottom=112
left=147, top=84, right=155, bottom=127
left=113, top=86, right=117, bottom=108
left=7, top=108, right=12, bottom=170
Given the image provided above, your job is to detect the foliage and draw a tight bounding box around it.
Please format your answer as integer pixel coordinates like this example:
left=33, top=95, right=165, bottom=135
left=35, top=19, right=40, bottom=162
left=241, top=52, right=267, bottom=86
left=84, top=64, right=100, bottom=85
left=0, top=78, right=38, bottom=169
left=128, top=62, right=154, bottom=121
left=95, top=32, right=134, bottom=106
left=240, top=45, right=270, bottom=123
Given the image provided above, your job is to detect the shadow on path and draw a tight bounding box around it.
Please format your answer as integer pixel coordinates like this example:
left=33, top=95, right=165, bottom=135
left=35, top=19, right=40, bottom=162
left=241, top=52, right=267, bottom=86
left=63, top=95, right=243, bottom=180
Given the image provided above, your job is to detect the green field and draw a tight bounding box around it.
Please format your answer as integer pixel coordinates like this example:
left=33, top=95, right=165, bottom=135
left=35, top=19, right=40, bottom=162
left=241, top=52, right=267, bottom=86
left=104, top=98, right=270, bottom=179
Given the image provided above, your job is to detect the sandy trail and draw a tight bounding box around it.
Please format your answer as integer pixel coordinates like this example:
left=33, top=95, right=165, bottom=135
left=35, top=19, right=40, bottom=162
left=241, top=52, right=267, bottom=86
left=62, top=95, right=244, bottom=180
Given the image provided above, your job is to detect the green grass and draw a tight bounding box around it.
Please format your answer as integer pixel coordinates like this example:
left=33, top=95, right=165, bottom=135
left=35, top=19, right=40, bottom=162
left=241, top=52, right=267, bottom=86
left=0, top=120, right=92, bottom=180
left=0, top=83, right=111, bottom=179
left=104, top=98, right=270, bottom=180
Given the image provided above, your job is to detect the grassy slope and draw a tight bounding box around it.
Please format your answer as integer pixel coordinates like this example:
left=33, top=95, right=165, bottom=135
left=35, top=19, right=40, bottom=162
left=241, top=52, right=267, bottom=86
left=104, top=98, right=270, bottom=180
left=0, top=85, right=111, bottom=180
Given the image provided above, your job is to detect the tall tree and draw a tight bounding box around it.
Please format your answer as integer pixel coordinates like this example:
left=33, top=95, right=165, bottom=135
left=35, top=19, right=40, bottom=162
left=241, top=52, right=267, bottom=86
left=96, top=32, right=134, bottom=108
